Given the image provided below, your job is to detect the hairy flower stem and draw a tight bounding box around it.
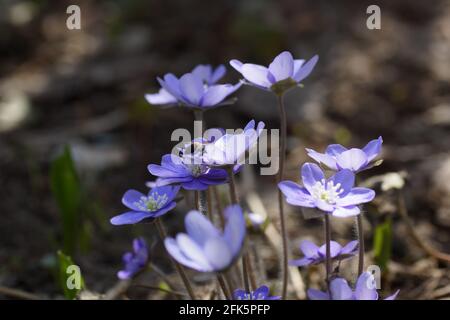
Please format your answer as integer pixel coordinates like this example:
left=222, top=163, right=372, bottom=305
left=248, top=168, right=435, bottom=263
left=212, top=186, right=225, bottom=228
left=276, top=94, right=289, bottom=299
left=324, top=214, right=332, bottom=285
left=356, top=214, right=365, bottom=276
left=217, top=274, right=232, bottom=300
left=226, top=167, right=252, bottom=293
left=155, top=219, right=196, bottom=300
left=197, top=190, right=209, bottom=217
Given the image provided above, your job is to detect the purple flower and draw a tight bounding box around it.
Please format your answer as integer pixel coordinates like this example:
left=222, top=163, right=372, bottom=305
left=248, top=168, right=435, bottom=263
left=110, top=185, right=180, bottom=225
left=117, top=238, right=149, bottom=280
left=233, top=285, right=281, bottom=300
left=148, top=153, right=228, bottom=191
left=278, top=163, right=375, bottom=217
left=145, top=71, right=241, bottom=109
left=306, top=137, right=383, bottom=173
left=230, top=51, right=318, bottom=94
left=290, top=240, right=358, bottom=267
left=164, top=205, right=246, bottom=272
left=308, top=272, right=399, bottom=300
left=191, top=64, right=226, bottom=85
left=203, top=119, right=265, bottom=167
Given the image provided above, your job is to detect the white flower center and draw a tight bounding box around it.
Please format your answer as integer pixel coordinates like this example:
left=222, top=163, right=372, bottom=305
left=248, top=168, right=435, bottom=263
left=311, top=179, right=343, bottom=204
left=134, top=193, right=168, bottom=212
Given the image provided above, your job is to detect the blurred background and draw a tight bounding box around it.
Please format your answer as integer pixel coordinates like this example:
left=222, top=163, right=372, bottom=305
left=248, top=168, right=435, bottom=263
left=0, top=0, right=449, bottom=299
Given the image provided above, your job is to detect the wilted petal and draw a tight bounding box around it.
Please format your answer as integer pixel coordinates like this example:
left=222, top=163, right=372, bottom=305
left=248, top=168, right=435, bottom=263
left=268, top=51, right=294, bottom=82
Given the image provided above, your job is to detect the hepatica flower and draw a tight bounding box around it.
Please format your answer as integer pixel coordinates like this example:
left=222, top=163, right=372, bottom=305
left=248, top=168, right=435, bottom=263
left=146, top=71, right=241, bottom=109
left=203, top=119, right=265, bottom=167
left=110, top=185, right=180, bottom=225
left=164, top=205, right=246, bottom=272
left=148, top=153, right=228, bottom=191
left=278, top=163, right=375, bottom=217
left=306, top=137, right=383, bottom=173
left=191, top=64, right=226, bottom=85
left=290, top=240, right=358, bottom=267
left=117, top=238, right=149, bottom=280
left=234, top=285, right=281, bottom=300
left=308, top=272, right=399, bottom=300
left=230, top=51, right=318, bottom=94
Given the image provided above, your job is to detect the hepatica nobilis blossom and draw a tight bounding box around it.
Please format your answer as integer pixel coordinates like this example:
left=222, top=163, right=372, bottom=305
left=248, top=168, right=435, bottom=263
left=145, top=70, right=241, bottom=109
left=230, top=51, right=318, bottom=94
left=233, top=285, right=281, bottom=300
left=308, top=272, right=399, bottom=300
left=110, top=185, right=180, bottom=225
left=148, top=153, right=228, bottom=191
left=117, top=238, right=149, bottom=280
left=203, top=119, right=265, bottom=167
left=164, top=205, right=246, bottom=272
left=191, top=64, right=226, bottom=85
left=278, top=163, right=375, bottom=217
left=290, top=240, right=358, bottom=267
left=306, top=137, right=383, bottom=173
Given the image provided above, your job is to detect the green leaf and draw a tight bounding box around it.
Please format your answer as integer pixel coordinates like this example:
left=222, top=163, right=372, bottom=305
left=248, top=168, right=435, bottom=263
left=50, top=146, right=81, bottom=255
left=373, top=217, right=392, bottom=271
left=57, top=251, right=84, bottom=299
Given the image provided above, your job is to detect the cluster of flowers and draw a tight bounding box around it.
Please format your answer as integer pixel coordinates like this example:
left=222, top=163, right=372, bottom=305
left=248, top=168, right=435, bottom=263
left=111, top=51, right=398, bottom=300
